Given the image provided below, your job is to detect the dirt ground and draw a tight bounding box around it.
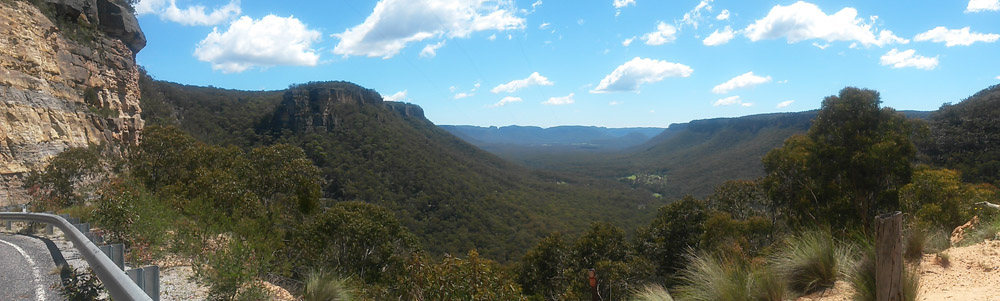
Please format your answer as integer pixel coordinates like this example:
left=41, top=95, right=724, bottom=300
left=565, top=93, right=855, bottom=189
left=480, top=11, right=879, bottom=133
left=798, top=239, right=1000, bottom=300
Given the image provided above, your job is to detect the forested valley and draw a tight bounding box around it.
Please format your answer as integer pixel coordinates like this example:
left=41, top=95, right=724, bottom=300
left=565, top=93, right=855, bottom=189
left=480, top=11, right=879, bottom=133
left=27, top=76, right=1000, bottom=299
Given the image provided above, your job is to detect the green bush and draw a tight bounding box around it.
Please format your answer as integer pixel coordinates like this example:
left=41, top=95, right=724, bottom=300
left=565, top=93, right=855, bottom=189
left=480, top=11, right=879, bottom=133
left=51, top=265, right=105, bottom=301
left=773, top=230, right=850, bottom=295
left=404, top=250, right=525, bottom=300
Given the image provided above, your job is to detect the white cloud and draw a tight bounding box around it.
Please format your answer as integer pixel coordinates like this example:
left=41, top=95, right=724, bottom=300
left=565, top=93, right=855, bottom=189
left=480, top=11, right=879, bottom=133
left=488, top=34, right=497, bottom=41
left=419, top=41, right=446, bottom=58
left=543, top=93, right=575, bottom=105
left=967, top=0, right=1000, bottom=12
left=194, top=15, right=322, bottom=73
left=678, top=0, right=713, bottom=30
left=532, top=0, right=542, bottom=9
left=776, top=100, right=795, bottom=108
left=332, top=0, right=525, bottom=59
left=613, top=0, right=635, bottom=9
left=491, top=72, right=554, bottom=93
left=453, top=92, right=474, bottom=99
left=609, top=101, right=622, bottom=105
left=996, top=75, right=1000, bottom=80
left=743, top=1, right=908, bottom=47
left=812, top=42, right=830, bottom=49
left=622, top=36, right=636, bottom=47
left=384, top=90, right=408, bottom=101
left=491, top=96, right=522, bottom=107
left=879, top=48, right=938, bottom=70
left=914, top=27, right=999, bottom=47
left=539, top=22, right=551, bottom=29
left=713, top=95, right=744, bottom=106
left=135, top=0, right=240, bottom=26
left=703, top=26, right=735, bottom=46
left=591, top=57, right=694, bottom=93
left=716, top=9, right=730, bottom=20
left=473, top=82, right=481, bottom=90
left=642, top=22, right=677, bottom=45
left=712, top=72, right=772, bottom=94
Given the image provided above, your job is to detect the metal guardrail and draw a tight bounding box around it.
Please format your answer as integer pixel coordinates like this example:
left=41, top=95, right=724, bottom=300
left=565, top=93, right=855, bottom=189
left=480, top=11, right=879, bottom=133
left=0, top=212, right=153, bottom=301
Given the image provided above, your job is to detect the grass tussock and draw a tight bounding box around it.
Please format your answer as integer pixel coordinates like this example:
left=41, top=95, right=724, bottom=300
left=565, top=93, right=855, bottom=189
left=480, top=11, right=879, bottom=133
left=675, top=251, right=784, bottom=301
left=959, top=215, right=1000, bottom=247
left=773, top=230, right=851, bottom=295
left=303, top=269, right=355, bottom=301
left=848, top=243, right=920, bottom=301
left=904, top=229, right=927, bottom=263
left=630, top=283, right=674, bottom=301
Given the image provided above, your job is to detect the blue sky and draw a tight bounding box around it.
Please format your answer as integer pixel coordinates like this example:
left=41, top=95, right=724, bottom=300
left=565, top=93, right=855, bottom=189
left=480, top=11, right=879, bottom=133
left=135, top=0, right=1000, bottom=127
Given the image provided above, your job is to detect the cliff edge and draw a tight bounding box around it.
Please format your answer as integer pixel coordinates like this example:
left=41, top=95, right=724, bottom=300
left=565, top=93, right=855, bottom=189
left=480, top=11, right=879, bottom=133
left=0, top=0, right=144, bottom=204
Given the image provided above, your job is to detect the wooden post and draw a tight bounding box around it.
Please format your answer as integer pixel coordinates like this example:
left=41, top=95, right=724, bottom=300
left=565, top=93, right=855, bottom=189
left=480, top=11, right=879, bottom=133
left=588, top=269, right=599, bottom=301
left=875, top=211, right=903, bottom=301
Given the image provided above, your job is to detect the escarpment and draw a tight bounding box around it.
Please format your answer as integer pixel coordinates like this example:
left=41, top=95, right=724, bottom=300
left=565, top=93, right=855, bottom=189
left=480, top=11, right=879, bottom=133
left=0, top=0, right=144, bottom=204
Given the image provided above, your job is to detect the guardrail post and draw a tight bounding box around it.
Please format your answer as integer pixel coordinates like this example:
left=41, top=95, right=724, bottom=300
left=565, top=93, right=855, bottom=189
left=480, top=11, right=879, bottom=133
left=46, top=224, right=53, bottom=235
left=99, top=244, right=125, bottom=270
left=144, top=266, right=160, bottom=301
left=127, top=266, right=160, bottom=300
left=5, top=221, right=10, bottom=230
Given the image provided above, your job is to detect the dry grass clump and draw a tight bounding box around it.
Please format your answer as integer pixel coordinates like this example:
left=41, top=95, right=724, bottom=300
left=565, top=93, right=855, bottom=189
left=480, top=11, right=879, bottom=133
left=303, top=269, right=355, bottom=301
left=674, top=251, right=784, bottom=301
left=629, top=283, right=674, bottom=301
left=773, top=230, right=851, bottom=295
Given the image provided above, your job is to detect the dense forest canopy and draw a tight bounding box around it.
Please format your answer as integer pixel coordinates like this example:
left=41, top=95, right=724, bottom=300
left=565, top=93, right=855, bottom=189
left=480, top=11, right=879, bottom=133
left=138, top=72, right=662, bottom=261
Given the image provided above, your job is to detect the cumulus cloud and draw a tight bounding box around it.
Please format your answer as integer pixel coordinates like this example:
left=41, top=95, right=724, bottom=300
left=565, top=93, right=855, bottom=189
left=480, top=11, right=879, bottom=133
left=491, top=96, right=523, bottom=107
left=383, top=90, right=408, bottom=101
left=539, top=22, right=551, bottom=29
left=879, top=49, right=938, bottom=70
left=543, top=93, right=575, bottom=105
left=967, top=0, right=1000, bottom=12
left=591, top=57, right=693, bottom=93
left=491, top=72, right=554, bottom=93
left=716, top=9, right=730, bottom=20
left=703, top=26, right=736, bottom=46
left=194, top=15, right=322, bottom=73
left=914, top=27, right=999, bottom=47
left=622, top=36, right=636, bottom=47
left=135, top=0, right=240, bottom=26
left=713, top=95, right=748, bottom=106
left=642, top=22, right=678, bottom=45
left=613, top=0, right=635, bottom=8
left=453, top=92, right=474, bottom=99
left=712, top=72, right=772, bottom=94
left=743, top=1, right=908, bottom=48
left=420, top=41, right=446, bottom=58
left=678, top=0, right=713, bottom=30
left=332, top=0, right=525, bottom=59
left=776, top=100, right=795, bottom=108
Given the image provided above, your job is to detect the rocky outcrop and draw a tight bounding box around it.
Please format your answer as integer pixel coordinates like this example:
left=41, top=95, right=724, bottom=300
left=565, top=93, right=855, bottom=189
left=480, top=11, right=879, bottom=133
left=272, top=83, right=385, bottom=133
left=384, top=101, right=425, bottom=119
left=0, top=0, right=143, bottom=204
left=41, top=0, right=146, bottom=53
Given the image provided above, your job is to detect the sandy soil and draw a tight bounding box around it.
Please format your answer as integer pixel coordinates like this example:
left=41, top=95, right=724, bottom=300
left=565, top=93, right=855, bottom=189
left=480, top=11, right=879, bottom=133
left=799, top=239, right=1000, bottom=300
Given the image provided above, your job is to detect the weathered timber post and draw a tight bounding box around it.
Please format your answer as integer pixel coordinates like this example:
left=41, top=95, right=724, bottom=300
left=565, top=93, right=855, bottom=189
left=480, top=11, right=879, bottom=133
left=588, top=269, right=599, bottom=301
left=875, top=211, right=903, bottom=301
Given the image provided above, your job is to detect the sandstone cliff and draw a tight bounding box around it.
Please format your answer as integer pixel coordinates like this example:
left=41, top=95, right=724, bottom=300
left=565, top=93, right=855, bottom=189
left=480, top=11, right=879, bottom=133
left=0, top=0, right=144, bottom=204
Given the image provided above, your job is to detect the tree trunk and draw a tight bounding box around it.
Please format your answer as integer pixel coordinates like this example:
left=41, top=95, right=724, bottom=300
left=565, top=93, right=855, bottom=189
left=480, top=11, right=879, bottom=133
left=875, top=211, right=903, bottom=301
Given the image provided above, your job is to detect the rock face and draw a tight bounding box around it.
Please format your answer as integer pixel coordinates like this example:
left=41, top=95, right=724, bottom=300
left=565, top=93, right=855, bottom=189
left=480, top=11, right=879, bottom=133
left=272, top=83, right=385, bottom=133
left=0, top=0, right=144, bottom=204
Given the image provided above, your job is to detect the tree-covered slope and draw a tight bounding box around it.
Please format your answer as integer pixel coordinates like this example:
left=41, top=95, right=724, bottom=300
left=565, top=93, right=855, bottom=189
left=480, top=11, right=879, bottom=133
left=923, top=84, right=1000, bottom=185
left=139, top=75, right=661, bottom=261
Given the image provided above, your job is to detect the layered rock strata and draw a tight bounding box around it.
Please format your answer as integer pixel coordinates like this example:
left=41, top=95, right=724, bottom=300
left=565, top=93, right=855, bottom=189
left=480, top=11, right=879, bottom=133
left=0, top=0, right=143, bottom=204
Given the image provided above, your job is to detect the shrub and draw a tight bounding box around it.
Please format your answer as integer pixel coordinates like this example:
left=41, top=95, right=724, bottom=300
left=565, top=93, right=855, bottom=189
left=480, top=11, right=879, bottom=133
left=51, top=265, right=105, bottom=301
left=630, top=283, right=673, bottom=301
left=773, top=230, right=850, bottom=295
left=303, top=269, right=355, bottom=301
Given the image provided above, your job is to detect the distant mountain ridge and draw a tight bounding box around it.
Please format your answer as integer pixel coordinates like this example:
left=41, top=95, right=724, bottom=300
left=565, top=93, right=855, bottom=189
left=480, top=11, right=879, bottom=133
left=440, top=125, right=664, bottom=152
